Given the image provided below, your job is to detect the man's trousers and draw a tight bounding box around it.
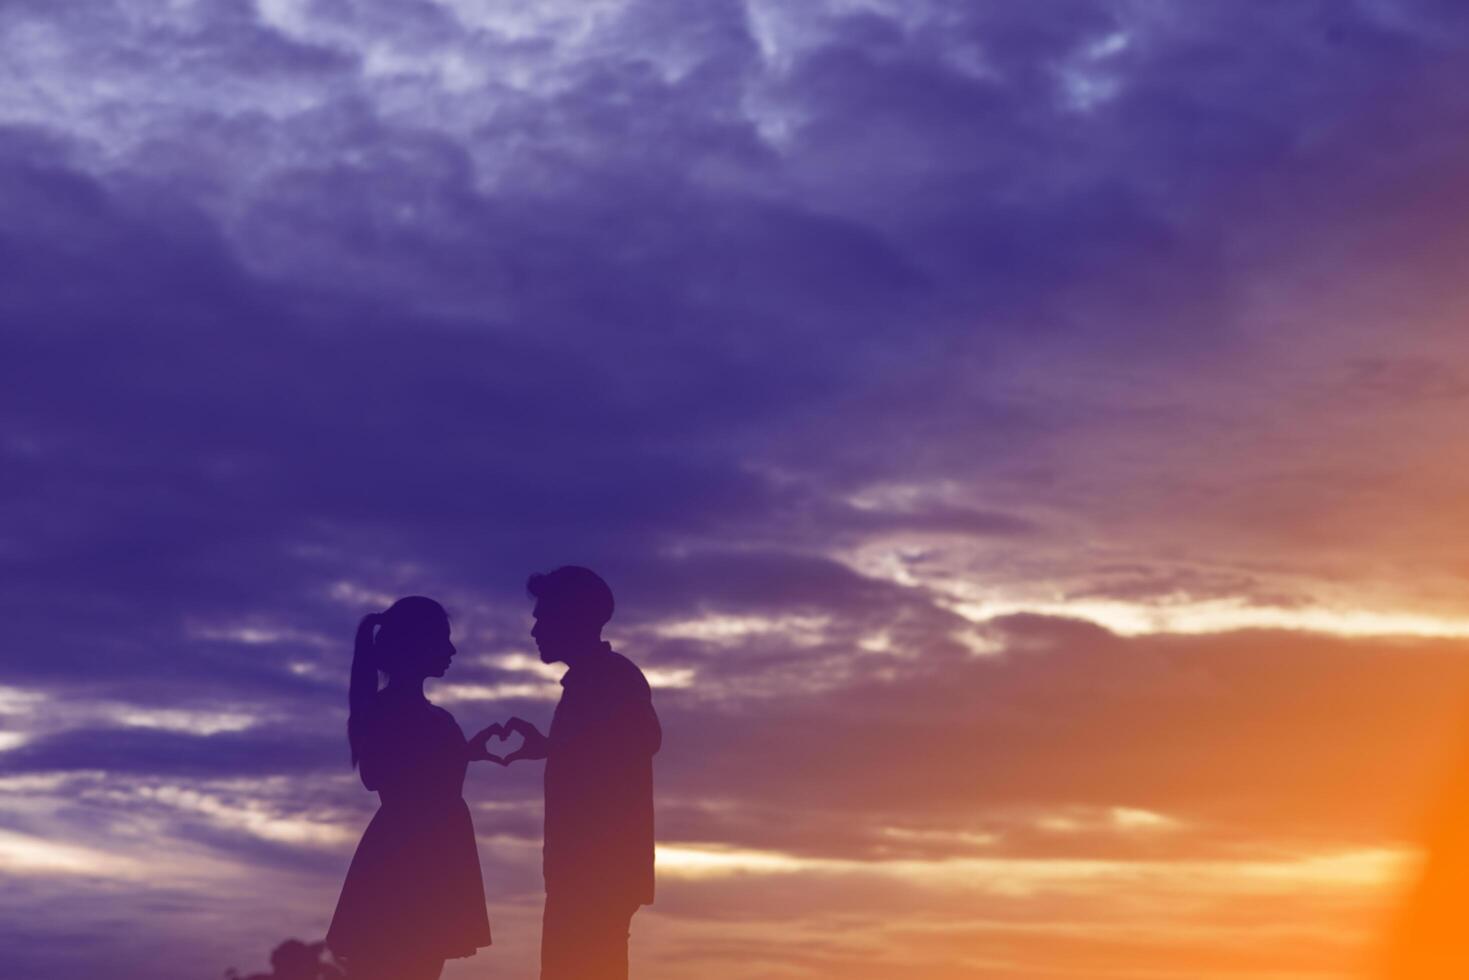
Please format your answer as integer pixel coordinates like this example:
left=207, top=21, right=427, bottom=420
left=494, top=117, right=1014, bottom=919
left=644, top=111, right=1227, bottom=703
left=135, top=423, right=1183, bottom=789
left=540, top=891, right=639, bottom=980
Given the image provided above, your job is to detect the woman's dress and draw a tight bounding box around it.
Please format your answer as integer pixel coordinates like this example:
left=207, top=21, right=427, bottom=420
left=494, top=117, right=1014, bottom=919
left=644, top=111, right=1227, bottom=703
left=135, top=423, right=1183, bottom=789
left=327, top=689, right=492, bottom=964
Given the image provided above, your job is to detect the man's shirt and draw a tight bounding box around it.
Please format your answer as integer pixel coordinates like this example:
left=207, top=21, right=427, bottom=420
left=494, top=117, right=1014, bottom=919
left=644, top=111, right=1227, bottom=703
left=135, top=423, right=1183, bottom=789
left=544, top=644, right=661, bottom=905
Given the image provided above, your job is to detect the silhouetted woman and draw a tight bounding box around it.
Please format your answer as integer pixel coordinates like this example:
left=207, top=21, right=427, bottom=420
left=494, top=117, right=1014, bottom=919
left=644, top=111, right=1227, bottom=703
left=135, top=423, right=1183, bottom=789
left=327, top=597, right=494, bottom=980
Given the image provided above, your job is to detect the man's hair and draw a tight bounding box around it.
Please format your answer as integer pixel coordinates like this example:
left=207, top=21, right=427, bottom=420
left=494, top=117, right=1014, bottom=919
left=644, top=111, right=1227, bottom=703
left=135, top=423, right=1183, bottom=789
left=526, top=565, right=615, bottom=627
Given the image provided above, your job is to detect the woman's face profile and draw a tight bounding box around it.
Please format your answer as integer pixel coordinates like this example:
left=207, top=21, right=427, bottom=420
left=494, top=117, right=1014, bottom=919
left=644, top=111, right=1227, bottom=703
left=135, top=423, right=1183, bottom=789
left=390, top=613, right=456, bottom=679
left=419, top=615, right=456, bottom=677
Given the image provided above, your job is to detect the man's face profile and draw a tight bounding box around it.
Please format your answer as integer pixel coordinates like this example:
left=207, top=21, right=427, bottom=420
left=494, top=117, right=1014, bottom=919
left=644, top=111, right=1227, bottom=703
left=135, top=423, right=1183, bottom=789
left=531, top=600, right=575, bottom=664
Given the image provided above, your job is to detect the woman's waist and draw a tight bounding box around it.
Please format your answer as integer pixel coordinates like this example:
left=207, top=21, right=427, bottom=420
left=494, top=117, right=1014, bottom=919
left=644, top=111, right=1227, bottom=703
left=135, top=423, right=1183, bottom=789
left=375, top=792, right=470, bottom=814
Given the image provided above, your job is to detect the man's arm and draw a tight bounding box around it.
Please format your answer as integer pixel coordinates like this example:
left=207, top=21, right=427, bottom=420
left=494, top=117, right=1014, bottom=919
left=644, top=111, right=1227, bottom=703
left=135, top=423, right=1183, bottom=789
left=499, top=660, right=660, bottom=764
left=569, top=663, right=659, bottom=760
left=627, top=688, right=660, bottom=757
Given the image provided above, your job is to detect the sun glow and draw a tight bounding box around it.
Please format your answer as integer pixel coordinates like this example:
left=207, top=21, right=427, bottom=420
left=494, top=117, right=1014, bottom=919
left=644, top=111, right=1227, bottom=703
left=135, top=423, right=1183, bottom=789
left=656, top=841, right=1413, bottom=894
left=655, top=844, right=811, bottom=877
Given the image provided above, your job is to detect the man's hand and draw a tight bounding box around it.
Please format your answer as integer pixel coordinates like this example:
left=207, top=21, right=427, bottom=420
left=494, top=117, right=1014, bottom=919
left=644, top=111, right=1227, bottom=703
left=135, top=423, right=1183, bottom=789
left=468, top=722, right=509, bottom=765
left=501, top=716, right=550, bottom=765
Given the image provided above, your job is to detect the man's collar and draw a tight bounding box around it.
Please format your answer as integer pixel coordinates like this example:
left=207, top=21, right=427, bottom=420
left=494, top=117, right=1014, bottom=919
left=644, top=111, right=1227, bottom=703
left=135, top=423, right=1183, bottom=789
left=559, top=641, right=614, bottom=685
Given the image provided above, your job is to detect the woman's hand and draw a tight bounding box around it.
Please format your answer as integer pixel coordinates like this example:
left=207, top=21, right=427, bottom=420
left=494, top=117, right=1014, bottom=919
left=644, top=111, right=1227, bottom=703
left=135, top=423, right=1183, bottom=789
left=500, top=716, right=550, bottom=764
left=467, top=717, right=549, bottom=765
left=467, top=723, right=509, bottom=765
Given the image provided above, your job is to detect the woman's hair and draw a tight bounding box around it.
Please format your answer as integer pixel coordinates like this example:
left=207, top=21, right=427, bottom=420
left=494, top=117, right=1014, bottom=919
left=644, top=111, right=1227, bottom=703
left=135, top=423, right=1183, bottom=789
left=347, top=595, right=448, bottom=768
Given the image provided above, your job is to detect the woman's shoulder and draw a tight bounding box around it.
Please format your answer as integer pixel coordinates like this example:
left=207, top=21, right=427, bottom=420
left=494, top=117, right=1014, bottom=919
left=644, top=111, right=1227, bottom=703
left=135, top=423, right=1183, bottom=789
left=364, top=689, right=434, bottom=723
left=360, top=696, right=464, bottom=751
left=426, top=701, right=466, bottom=733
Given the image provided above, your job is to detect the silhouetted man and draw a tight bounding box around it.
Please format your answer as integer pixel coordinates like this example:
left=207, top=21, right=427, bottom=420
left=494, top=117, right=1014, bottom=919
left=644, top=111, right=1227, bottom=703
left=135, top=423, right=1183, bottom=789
left=502, top=566, right=661, bottom=980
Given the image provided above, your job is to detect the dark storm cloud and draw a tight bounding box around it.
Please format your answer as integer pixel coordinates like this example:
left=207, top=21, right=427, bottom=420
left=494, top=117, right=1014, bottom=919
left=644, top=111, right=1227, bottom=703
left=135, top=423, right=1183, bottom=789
left=0, top=125, right=997, bottom=700
left=5, top=0, right=1467, bottom=665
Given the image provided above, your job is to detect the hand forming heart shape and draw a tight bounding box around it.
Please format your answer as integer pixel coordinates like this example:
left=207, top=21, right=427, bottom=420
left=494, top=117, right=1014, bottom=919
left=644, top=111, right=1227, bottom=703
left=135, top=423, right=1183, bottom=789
left=469, top=722, right=525, bottom=766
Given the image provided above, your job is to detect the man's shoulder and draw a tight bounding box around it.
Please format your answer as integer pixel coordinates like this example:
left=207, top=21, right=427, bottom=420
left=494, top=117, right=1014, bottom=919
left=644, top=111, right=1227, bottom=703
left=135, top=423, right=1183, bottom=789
left=597, top=648, right=651, bottom=697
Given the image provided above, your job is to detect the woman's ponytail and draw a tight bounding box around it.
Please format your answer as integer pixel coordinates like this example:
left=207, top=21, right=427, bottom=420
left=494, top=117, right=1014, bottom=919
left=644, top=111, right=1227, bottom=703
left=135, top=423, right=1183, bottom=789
left=348, top=613, right=383, bottom=768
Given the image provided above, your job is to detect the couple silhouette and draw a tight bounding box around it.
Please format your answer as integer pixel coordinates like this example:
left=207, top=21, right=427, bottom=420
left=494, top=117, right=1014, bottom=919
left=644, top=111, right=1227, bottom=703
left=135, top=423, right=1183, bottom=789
left=325, top=567, right=661, bottom=980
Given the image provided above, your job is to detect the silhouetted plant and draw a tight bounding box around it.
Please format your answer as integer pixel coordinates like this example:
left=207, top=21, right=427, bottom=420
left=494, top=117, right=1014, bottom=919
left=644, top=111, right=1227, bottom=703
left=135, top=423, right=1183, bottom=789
left=224, top=938, right=343, bottom=980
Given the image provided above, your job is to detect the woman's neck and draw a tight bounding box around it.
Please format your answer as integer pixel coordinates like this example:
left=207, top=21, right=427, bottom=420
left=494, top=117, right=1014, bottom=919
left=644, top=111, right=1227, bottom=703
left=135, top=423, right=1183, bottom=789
left=382, top=676, right=428, bottom=700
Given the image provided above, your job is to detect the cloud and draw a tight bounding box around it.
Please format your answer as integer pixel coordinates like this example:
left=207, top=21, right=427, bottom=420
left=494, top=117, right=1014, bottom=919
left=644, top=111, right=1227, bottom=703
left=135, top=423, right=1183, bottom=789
left=651, top=619, right=1469, bottom=859
left=0, top=726, right=343, bottom=777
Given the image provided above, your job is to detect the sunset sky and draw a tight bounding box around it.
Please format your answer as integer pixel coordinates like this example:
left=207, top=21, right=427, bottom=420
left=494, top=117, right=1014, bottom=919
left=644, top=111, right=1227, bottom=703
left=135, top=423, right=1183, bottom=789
left=4, top=2, right=1469, bottom=978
